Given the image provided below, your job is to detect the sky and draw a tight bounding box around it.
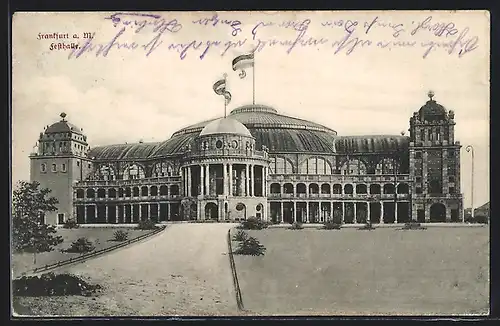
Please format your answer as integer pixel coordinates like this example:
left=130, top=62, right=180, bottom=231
left=12, top=11, right=490, bottom=208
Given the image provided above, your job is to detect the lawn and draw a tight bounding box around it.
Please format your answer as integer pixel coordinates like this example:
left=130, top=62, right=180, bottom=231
left=11, top=227, right=152, bottom=278
left=232, top=226, right=489, bottom=316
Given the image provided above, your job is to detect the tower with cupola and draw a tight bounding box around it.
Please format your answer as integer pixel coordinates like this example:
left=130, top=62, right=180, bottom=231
left=29, top=113, right=93, bottom=225
left=408, top=92, right=463, bottom=223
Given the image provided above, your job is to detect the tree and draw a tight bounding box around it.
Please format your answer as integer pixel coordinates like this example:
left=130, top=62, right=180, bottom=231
left=12, top=181, right=63, bottom=264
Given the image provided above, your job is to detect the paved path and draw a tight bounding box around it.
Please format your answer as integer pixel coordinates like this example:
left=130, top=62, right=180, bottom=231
left=58, top=223, right=239, bottom=316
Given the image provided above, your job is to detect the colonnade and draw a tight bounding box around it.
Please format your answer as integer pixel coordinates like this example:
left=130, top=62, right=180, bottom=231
left=75, top=202, right=180, bottom=224
left=270, top=200, right=411, bottom=224
left=182, top=163, right=267, bottom=198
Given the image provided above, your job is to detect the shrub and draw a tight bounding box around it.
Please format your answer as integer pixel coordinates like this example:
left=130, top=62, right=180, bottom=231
left=239, top=217, right=269, bottom=230
left=13, top=272, right=102, bottom=297
left=233, top=236, right=266, bottom=256
left=289, top=221, right=304, bottom=230
left=322, top=221, right=342, bottom=230
left=112, top=230, right=129, bottom=241
left=64, top=237, right=95, bottom=253
left=136, top=219, right=158, bottom=230
left=402, top=221, right=427, bottom=230
left=232, top=230, right=249, bottom=242
left=62, top=218, right=79, bottom=229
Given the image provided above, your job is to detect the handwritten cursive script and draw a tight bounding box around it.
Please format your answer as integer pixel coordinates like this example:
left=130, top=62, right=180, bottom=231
left=67, top=13, right=482, bottom=60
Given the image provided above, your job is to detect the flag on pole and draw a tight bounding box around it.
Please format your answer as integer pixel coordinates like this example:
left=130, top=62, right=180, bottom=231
left=213, top=76, right=232, bottom=105
left=232, top=52, right=254, bottom=79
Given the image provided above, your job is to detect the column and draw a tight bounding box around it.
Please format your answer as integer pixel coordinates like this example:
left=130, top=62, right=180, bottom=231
left=200, top=165, right=205, bottom=196
left=115, top=205, right=118, bottom=223
left=306, top=183, right=309, bottom=197
left=280, top=202, right=284, bottom=223
left=245, top=164, right=250, bottom=196
left=367, top=202, right=371, bottom=223
left=131, top=204, right=135, bottom=221
left=183, top=167, right=186, bottom=196
left=167, top=203, right=171, bottom=221
left=305, top=202, right=309, bottom=223
left=261, top=166, right=266, bottom=197
left=342, top=202, right=346, bottom=224
left=187, top=166, right=192, bottom=197
left=330, top=201, right=333, bottom=222
left=394, top=202, right=398, bottom=223
left=105, top=205, right=109, bottom=223
left=205, top=164, right=210, bottom=196
left=354, top=202, right=357, bottom=223
left=250, top=164, right=254, bottom=196
left=223, top=163, right=228, bottom=196
left=84, top=205, right=88, bottom=223
left=380, top=202, right=385, bottom=224
left=148, top=204, right=151, bottom=220
left=229, top=164, right=233, bottom=196
left=293, top=201, right=297, bottom=222
left=239, top=169, right=245, bottom=196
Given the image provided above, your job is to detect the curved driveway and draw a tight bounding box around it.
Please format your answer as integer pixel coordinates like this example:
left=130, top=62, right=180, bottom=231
left=62, top=223, right=239, bottom=316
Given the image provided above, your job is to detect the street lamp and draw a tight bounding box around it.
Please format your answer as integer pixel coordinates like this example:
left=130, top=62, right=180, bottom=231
left=465, top=145, right=474, bottom=221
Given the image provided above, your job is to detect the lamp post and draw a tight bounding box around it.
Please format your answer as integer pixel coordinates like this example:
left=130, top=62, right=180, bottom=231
left=465, top=145, right=474, bottom=221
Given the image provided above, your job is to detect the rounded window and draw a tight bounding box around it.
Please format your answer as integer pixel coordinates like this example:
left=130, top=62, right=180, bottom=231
left=216, top=140, right=223, bottom=149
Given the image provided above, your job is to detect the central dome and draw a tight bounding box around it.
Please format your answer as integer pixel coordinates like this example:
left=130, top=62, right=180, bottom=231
left=199, top=117, right=252, bottom=137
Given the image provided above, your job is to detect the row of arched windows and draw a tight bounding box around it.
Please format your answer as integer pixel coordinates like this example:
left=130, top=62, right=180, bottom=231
left=93, top=162, right=176, bottom=181
left=269, top=157, right=402, bottom=175
left=269, top=182, right=409, bottom=195
left=76, top=184, right=180, bottom=199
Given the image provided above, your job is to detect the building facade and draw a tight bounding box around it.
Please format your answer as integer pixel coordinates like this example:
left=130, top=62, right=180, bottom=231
left=29, top=93, right=463, bottom=225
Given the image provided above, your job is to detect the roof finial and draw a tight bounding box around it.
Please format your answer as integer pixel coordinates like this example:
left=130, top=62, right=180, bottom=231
left=427, top=90, right=435, bottom=101
left=60, top=112, right=67, bottom=121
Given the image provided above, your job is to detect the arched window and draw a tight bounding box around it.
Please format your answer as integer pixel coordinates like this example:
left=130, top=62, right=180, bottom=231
left=296, top=183, right=307, bottom=194
left=356, top=184, right=368, bottom=194
left=170, top=185, right=179, bottom=196
left=86, top=188, right=95, bottom=198
left=270, top=183, right=281, bottom=194
left=159, top=185, right=168, bottom=196
left=153, top=162, right=174, bottom=177
left=97, top=188, right=106, bottom=198
left=344, top=184, right=354, bottom=194
left=321, top=183, right=331, bottom=194
left=76, top=189, right=84, bottom=198
left=299, top=157, right=331, bottom=175
left=340, top=158, right=367, bottom=175
left=123, top=163, right=146, bottom=180
left=283, top=183, right=294, bottom=194
left=269, top=157, right=294, bottom=174
left=108, top=188, right=117, bottom=198
left=369, top=184, right=381, bottom=194
left=141, top=186, right=148, bottom=197
left=397, top=183, right=409, bottom=194
left=309, top=183, right=319, bottom=194
left=383, top=184, right=395, bottom=194
left=332, top=184, right=342, bottom=194
left=98, top=164, right=116, bottom=181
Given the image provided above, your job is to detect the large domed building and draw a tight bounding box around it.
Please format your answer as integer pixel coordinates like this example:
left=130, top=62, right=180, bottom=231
left=30, top=93, right=463, bottom=225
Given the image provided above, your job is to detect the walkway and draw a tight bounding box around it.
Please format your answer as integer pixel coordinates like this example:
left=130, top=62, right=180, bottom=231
left=60, top=223, right=239, bottom=316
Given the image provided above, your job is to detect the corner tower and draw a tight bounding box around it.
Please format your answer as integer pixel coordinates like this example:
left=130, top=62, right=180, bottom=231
left=408, top=92, right=463, bottom=222
left=29, top=113, right=93, bottom=225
